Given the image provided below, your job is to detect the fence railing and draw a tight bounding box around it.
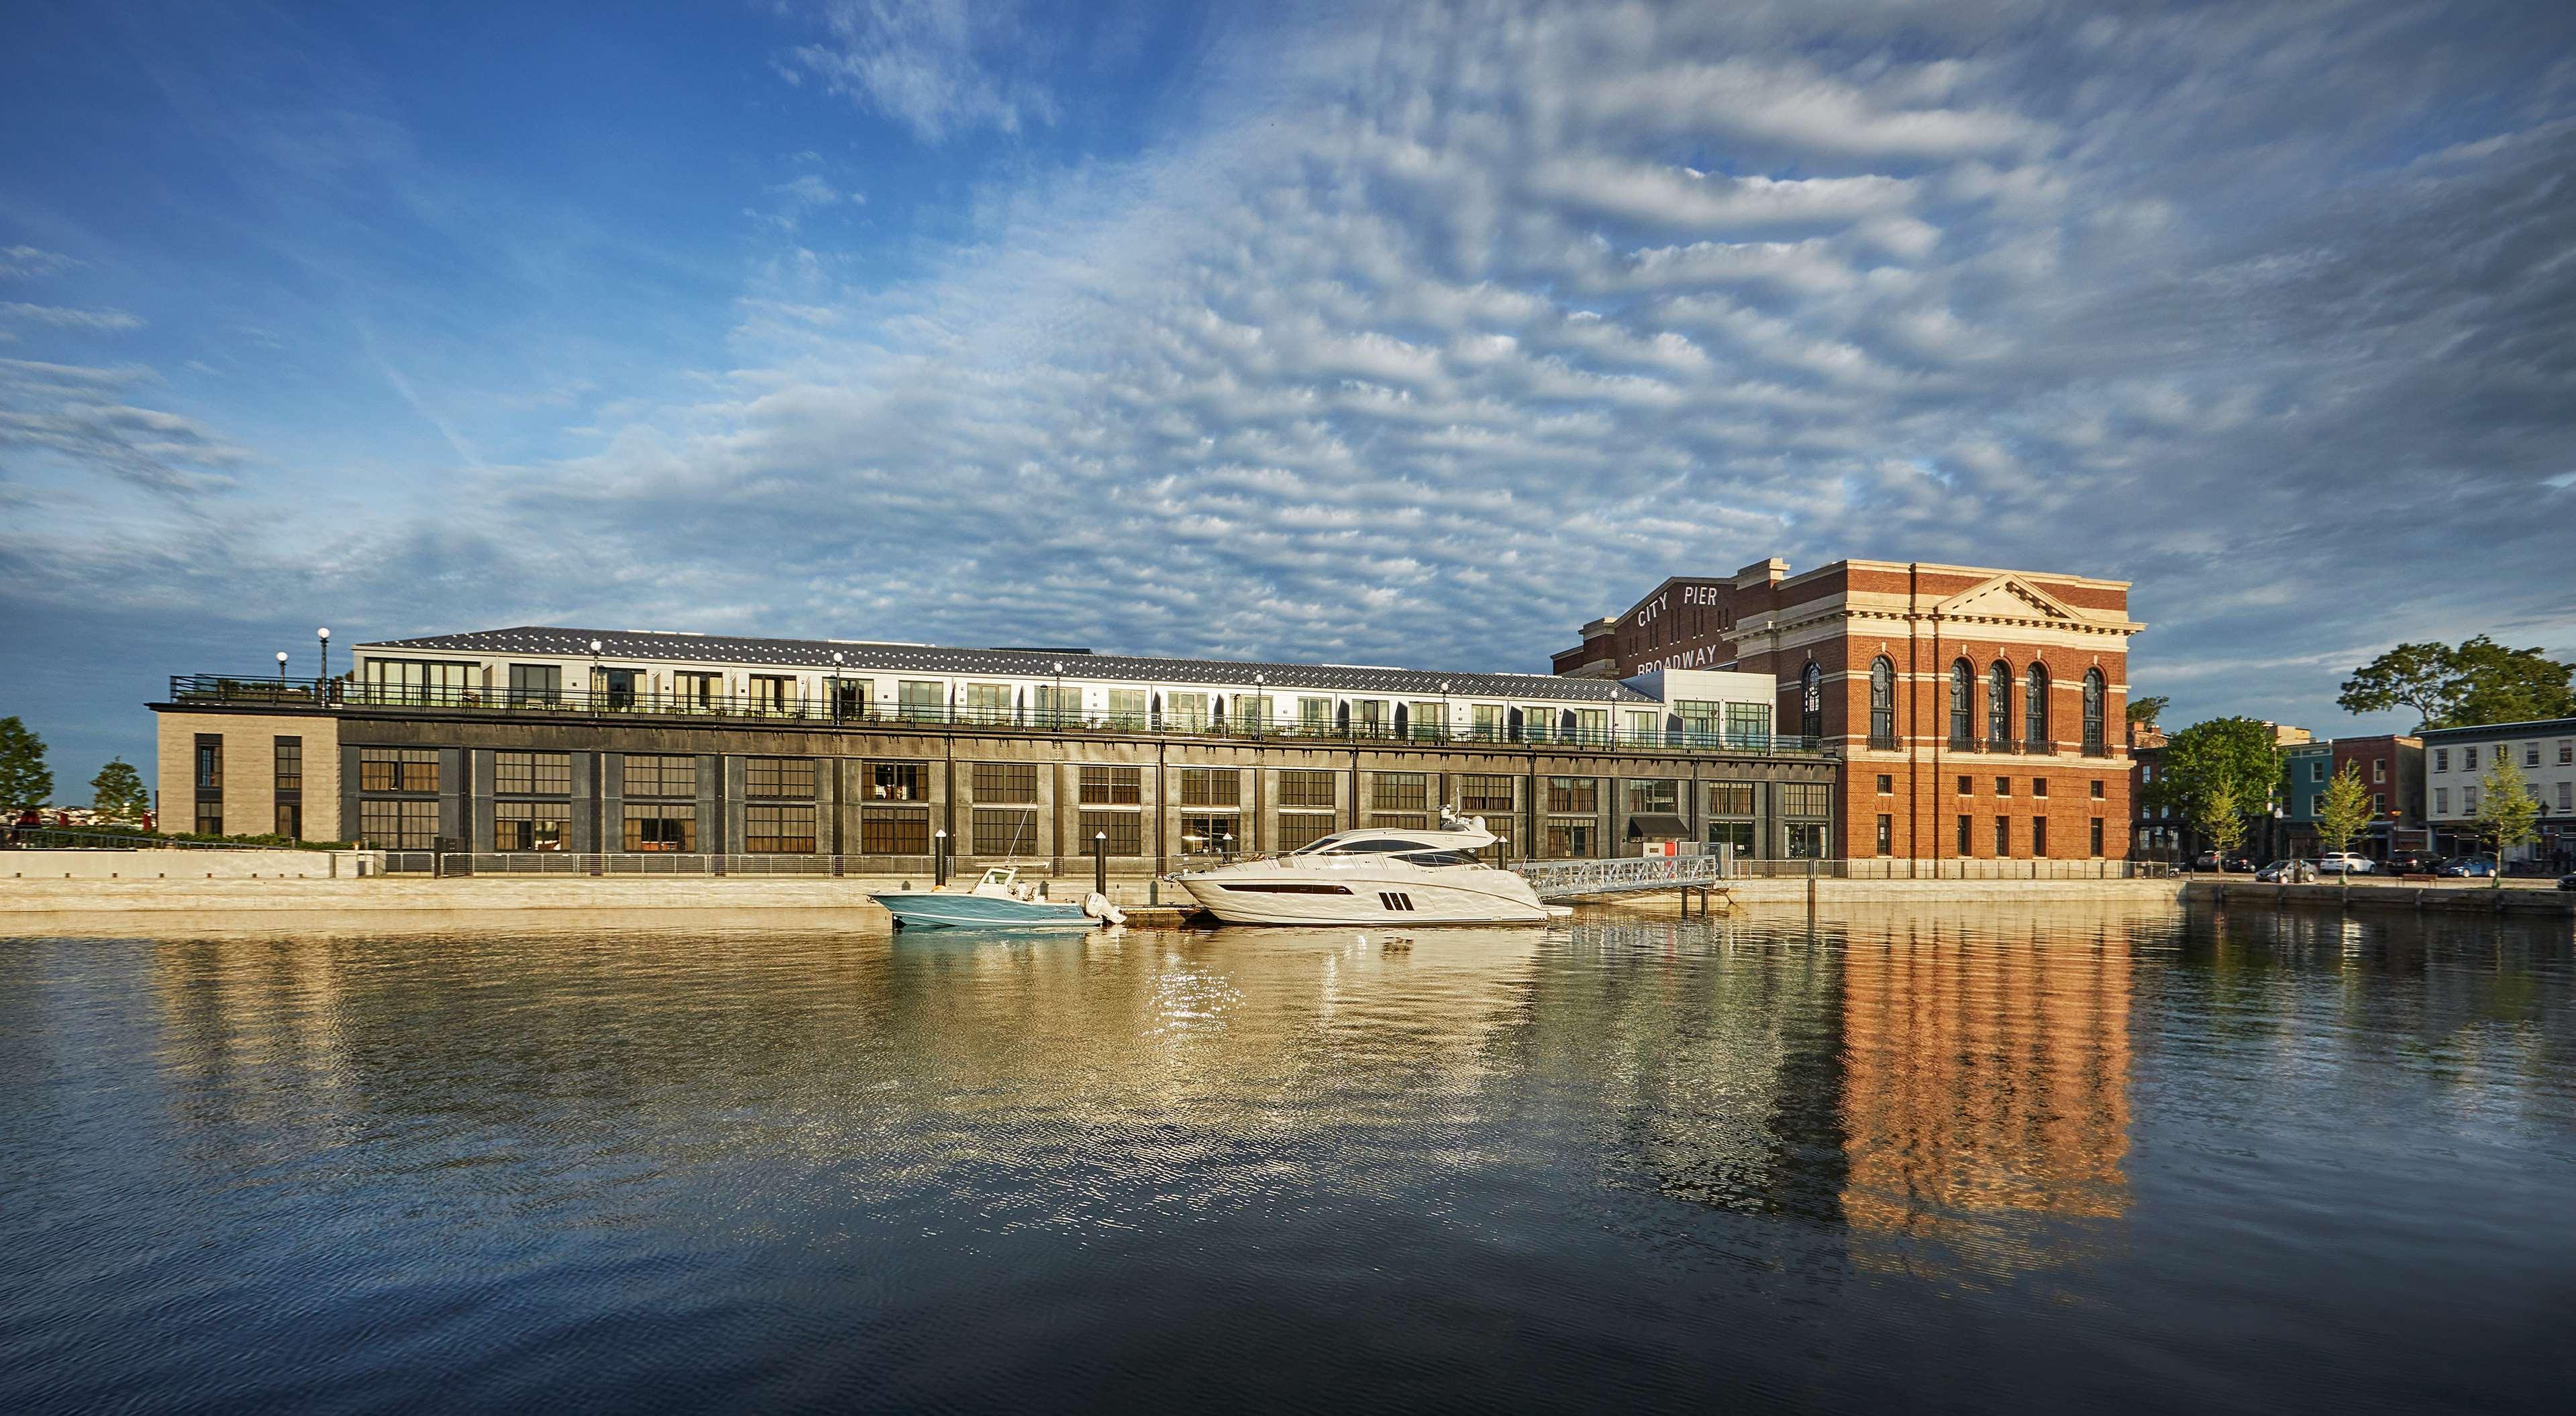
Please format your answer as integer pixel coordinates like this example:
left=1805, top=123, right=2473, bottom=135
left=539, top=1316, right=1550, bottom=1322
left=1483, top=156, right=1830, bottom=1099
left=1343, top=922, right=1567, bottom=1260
left=383, top=852, right=945, bottom=876
left=164, top=675, right=1835, bottom=757
left=1721, top=857, right=2168, bottom=880
left=2, top=827, right=301, bottom=852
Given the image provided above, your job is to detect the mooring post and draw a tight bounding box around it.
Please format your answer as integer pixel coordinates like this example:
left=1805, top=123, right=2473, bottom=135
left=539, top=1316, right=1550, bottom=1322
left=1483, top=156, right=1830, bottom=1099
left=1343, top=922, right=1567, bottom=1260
left=1094, top=831, right=1107, bottom=898
left=1806, top=856, right=1817, bottom=917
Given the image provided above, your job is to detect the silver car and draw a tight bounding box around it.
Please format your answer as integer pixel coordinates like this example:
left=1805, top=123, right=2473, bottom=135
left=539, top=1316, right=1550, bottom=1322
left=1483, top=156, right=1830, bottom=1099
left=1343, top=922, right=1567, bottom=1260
left=2316, top=852, right=2375, bottom=874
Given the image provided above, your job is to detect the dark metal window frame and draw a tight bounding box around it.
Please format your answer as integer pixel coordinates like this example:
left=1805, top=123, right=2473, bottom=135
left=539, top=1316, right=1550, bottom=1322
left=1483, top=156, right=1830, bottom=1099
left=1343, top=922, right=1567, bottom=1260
left=623, top=754, right=697, bottom=799
left=746, top=757, right=817, bottom=801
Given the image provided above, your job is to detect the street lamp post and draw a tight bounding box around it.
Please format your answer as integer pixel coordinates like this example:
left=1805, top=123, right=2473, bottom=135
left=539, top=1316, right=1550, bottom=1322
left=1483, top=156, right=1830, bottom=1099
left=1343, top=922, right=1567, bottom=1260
left=1252, top=672, right=1265, bottom=740
left=933, top=827, right=949, bottom=887
left=1093, top=830, right=1107, bottom=898
left=1053, top=661, right=1064, bottom=731
left=275, top=651, right=289, bottom=697
left=831, top=651, right=844, bottom=721
left=316, top=627, right=330, bottom=698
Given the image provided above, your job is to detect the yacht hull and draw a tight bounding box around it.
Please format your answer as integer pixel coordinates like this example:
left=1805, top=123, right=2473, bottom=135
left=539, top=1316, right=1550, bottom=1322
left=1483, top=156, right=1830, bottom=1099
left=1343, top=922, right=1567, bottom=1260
left=1176, top=873, right=1550, bottom=926
left=870, top=893, right=1096, bottom=931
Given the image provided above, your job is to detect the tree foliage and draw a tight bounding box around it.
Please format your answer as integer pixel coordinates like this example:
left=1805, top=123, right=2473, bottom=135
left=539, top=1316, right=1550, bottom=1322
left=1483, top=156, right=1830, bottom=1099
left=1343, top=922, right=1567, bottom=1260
left=90, top=757, right=150, bottom=822
left=2339, top=637, right=2575, bottom=730
left=2314, top=761, right=2373, bottom=858
left=2194, top=779, right=2248, bottom=865
left=0, top=716, right=52, bottom=809
left=2125, top=695, right=2170, bottom=727
left=2472, top=754, right=2540, bottom=887
left=2149, top=717, right=2281, bottom=846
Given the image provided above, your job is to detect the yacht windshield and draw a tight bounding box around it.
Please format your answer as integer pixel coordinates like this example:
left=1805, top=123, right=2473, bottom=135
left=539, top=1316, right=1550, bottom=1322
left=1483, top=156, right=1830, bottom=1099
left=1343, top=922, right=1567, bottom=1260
left=1315, top=838, right=1425, bottom=855
left=1396, top=850, right=1478, bottom=868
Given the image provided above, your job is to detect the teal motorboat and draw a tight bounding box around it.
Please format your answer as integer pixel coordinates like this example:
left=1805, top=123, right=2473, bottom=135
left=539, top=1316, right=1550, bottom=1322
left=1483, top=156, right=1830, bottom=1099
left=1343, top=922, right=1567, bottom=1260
left=870, top=866, right=1124, bottom=931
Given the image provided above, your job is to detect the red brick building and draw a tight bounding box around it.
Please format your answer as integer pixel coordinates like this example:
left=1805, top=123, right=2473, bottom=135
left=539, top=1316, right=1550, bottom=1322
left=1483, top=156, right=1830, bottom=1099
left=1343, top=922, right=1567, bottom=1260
left=1553, top=558, right=2142, bottom=862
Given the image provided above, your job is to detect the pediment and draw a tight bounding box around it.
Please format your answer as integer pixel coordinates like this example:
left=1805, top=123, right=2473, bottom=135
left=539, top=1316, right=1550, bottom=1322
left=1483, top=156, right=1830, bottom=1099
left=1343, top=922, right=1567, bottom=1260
left=1934, top=574, right=2090, bottom=625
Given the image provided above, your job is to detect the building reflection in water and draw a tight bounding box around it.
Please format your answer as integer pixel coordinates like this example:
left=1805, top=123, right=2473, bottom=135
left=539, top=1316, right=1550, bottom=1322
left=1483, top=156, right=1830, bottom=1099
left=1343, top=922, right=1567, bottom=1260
left=1542, top=919, right=1849, bottom=1224
left=1838, top=915, right=2134, bottom=1277
left=129, top=912, right=2135, bottom=1279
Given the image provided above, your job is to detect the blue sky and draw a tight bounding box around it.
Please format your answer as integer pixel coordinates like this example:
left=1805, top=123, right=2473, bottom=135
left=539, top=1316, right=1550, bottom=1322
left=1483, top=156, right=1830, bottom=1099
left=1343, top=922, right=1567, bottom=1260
left=5, top=0, right=2574, bottom=792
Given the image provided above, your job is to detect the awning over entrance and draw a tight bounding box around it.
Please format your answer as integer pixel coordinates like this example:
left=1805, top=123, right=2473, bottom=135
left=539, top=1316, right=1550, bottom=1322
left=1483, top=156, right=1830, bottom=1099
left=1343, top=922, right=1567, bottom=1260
left=1627, top=813, right=1691, bottom=840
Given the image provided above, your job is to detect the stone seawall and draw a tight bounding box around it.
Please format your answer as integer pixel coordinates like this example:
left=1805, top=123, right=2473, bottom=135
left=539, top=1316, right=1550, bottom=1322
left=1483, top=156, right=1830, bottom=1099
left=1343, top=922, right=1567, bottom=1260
left=2, top=848, right=382, bottom=880
left=0, top=874, right=1171, bottom=916
left=2181, top=880, right=2575, bottom=918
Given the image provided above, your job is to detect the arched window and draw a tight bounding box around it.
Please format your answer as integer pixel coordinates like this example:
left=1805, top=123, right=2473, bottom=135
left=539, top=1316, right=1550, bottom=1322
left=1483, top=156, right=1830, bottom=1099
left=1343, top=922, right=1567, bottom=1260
left=1869, top=657, right=1896, bottom=747
left=2024, top=664, right=2049, bottom=750
left=1949, top=660, right=1973, bottom=746
left=1211, top=695, right=1226, bottom=728
left=1150, top=692, right=1163, bottom=731
left=2083, top=670, right=2106, bottom=754
left=1799, top=661, right=1824, bottom=745
left=1988, top=662, right=2012, bottom=747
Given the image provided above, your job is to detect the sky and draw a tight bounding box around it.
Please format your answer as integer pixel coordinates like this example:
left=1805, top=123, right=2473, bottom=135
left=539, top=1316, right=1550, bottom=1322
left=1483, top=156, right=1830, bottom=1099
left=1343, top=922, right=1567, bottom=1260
left=4, top=0, right=2574, bottom=789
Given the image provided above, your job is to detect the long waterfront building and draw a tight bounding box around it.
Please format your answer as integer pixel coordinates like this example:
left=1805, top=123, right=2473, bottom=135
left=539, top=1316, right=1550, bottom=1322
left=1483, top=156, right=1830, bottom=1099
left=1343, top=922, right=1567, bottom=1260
left=153, top=627, right=1837, bottom=870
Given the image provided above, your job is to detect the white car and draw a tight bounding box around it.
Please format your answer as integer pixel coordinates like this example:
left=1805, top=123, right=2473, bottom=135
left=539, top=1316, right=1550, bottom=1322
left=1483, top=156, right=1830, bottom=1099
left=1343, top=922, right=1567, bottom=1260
left=2316, top=852, right=2375, bottom=874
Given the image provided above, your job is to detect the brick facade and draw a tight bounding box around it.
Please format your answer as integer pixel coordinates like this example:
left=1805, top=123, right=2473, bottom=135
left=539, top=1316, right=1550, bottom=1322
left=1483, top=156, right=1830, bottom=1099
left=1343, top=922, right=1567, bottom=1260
left=1555, top=558, right=2141, bottom=861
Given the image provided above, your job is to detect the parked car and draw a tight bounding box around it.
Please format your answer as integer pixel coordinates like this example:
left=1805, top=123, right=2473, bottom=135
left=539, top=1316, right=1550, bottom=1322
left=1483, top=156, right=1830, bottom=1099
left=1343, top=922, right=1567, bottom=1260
left=2316, top=852, right=2375, bottom=874
left=2383, top=850, right=2443, bottom=874
left=2559, top=873, right=2576, bottom=893
left=2255, top=860, right=2318, bottom=882
left=2436, top=856, right=2497, bottom=878
left=2193, top=851, right=2258, bottom=872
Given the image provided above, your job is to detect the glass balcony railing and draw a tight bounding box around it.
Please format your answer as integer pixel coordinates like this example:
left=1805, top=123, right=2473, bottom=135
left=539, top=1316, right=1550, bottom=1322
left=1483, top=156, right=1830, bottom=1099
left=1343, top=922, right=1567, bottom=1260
left=165, top=675, right=1837, bottom=756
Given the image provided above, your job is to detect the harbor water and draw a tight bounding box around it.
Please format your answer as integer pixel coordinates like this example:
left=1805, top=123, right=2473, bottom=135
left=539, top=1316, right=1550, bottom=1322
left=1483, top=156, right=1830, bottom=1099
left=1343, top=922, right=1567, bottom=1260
left=2, top=903, right=2571, bottom=1412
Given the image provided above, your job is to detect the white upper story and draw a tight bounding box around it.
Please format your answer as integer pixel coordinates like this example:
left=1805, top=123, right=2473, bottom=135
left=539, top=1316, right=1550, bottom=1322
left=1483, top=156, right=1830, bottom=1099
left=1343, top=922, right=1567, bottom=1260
left=342, top=627, right=1800, bottom=749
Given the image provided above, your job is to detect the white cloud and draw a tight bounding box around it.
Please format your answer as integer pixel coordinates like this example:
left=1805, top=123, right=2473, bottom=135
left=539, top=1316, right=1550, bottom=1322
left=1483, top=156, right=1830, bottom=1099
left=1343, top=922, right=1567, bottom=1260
left=12, top=0, right=2576, bottom=747
left=0, top=246, right=79, bottom=279
left=1, top=302, right=143, bottom=332
left=783, top=0, right=1059, bottom=143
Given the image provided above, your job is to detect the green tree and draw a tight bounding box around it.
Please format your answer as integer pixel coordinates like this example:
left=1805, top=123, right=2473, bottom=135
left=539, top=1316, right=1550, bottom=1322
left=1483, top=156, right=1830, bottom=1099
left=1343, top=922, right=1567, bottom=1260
left=2125, top=695, right=2171, bottom=727
left=2339, top=636, right=2575, bottom=729
left=0, top=716, right=52, bottom=809
left=90, top=757, right=150, bottom=823
left=2315, top=761, right=2373, bottom=858
left=2194, top=778, right=2249, bottom=870
left=2449, top=637, right=2576, bottom=726
left=2149, top=717, right=2281, bottom=864
left=2471, top=754, right=2540, bottom=890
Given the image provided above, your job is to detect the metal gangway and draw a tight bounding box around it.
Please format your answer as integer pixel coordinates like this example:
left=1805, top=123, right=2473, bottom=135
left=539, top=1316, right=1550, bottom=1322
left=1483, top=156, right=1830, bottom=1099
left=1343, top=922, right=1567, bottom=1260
left=1513, top=854, right=1733, bottom=903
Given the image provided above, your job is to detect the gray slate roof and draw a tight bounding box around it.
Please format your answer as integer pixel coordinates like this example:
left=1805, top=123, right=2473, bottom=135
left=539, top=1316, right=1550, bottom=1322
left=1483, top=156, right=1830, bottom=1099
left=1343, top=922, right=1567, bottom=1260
left=360, top=626, right=1653, bottom=704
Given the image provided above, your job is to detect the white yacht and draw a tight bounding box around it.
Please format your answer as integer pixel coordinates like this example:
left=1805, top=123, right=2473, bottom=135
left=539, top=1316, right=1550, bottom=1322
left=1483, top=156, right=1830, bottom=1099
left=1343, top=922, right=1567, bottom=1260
left=1173, top=812, right=1565, bottom=925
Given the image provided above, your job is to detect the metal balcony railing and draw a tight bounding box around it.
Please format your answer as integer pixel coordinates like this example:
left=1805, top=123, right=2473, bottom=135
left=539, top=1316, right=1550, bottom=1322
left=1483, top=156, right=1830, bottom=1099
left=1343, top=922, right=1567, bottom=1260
left=164, top=676, right=1837, bottom=757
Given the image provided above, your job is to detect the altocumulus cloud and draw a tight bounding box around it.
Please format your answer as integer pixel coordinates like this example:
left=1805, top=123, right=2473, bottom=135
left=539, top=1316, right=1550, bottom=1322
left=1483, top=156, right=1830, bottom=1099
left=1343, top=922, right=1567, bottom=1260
left=527, top=0, right=2576, bottom=705
left=7, top=0, right=2576, bottom=754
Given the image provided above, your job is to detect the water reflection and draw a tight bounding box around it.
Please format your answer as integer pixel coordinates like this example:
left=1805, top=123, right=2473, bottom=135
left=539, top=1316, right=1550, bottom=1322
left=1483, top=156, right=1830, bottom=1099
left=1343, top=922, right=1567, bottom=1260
left=4, top=903, right=2572, bottom=1413
left=1839, top=920, right=2131, bottom=1278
